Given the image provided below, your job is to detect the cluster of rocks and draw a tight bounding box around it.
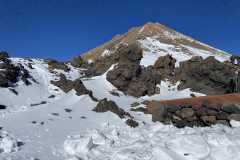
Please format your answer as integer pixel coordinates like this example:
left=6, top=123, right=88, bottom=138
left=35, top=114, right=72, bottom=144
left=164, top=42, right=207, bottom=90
left=147, top=100, right=240, bottom=128
left=45, top=58, right=70, bottom=72
left=92, top=98, right=139, bottom=127
left=50, top=74, right=98, bottom=101
left=0, top=51, right=31, bottom=87
left=175, top=56, right=238, bottom=95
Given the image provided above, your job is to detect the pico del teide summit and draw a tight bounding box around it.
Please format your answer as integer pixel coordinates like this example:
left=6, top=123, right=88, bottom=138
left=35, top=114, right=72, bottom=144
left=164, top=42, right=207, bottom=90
left=73, top=22, right=236, bottom=97
left=81, top=22, right=230, bottom=67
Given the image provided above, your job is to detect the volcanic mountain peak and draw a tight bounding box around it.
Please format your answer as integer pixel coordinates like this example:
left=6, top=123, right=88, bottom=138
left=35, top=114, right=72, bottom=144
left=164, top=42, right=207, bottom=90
left=81, top=22, right=230, bottom=67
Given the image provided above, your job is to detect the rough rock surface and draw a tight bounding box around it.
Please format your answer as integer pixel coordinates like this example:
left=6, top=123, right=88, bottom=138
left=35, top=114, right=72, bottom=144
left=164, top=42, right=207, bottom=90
left=0, top=52, right=32, bottom=87
left=69, top=55, right=86, bottom=68
left=176, top=56, right=237, bottom=95
left=106, top=44, right=161, bottom=97
left=48, top=62, right=69, bottom=72
left=146, top=98, right=240, bottom=128
left=153, top=54, right=176, bottom=79
left=125, top=119, right=139, bottom=128
left=50, top=74, right=97, bottom=101
left=92, top=98, right=132, bottom=119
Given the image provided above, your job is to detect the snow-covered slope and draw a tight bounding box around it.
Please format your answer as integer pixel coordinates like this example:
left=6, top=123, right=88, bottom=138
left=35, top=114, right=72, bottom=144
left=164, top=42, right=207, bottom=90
left=81, top=22, right=231, bottom=67
left=1, top=57, right=240, bottom=160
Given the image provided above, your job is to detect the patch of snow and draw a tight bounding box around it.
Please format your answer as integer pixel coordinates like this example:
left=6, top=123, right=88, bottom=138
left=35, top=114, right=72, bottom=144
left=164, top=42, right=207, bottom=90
left=88, top=59, right=93, bottom=64
left=138, top=36, right=230, bottom=67
left=0, top=131, right=22, bottom=155
left=101, top=49, right=112, bottom=57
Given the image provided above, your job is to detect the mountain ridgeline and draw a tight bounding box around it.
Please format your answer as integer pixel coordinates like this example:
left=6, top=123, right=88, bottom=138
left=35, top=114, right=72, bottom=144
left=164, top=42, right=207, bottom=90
left=0, top=22, right=239, bottom=98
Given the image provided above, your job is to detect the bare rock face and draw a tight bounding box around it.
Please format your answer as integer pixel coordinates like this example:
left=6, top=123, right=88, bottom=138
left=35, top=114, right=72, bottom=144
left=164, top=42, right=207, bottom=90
left=50, top=74, right=97, bottom=101
left=0, top=52, right=21, bottom=87
left=0, top=51, right=9, bottom=60
left=154, top=54, right=176, bottom=79
left=69, top=55, right=86, bottom=68
left=106, top=44, right=161, bottom=97
left=48, top=62, right=70, bottom=72
left=176, top=56, right=236, bottom=95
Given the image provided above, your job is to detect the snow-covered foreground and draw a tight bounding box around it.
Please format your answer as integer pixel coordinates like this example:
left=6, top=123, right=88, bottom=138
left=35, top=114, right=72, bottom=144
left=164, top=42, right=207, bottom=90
left=0, top=58, right=240, bottom=160
left=63, top=121, right=240, bottom=160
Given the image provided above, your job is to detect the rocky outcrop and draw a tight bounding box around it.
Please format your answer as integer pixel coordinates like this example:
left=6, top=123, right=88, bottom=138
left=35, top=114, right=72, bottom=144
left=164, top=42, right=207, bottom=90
left=176, top=56, right=236, bottom=95
left=50, top=74, right=97, bottom=101
left=92, top=98, right=131, bottom=118
left=0, top=52, right=20, bottom=87
left=147, top=99, right=240, bottom=128
left=69, top=55, right=86, bottom=68
left=48, top=62, right=70, bottom=72
left=0, top=52, right=33, bottom=87
left=154, top=54, right=176, bottom=79
left=106, top=44, right=161, bottom=97
left=92, top=98, right=139, bottom=127
left=0, top=51, right=9, bottom=61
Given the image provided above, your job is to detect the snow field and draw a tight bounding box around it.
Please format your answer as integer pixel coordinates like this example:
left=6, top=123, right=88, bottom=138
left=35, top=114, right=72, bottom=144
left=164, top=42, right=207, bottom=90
left=1, top=57, right=240, bottom=159
left=138, top=36, right=230, bottom=67
left=63, top=121, right=240, bottom=160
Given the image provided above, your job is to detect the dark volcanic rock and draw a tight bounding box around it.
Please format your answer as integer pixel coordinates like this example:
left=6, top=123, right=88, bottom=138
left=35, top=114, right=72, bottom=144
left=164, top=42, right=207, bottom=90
left=0, top=105, right=6, bottom=110
left=50, top=74, right=97, bottom=101
left=176, top=56, right=236, bottom=95
left=202, top=100, right=211, bottom=108
left=92, top=98, right=131, bottom=119
left=221, top=104, right=240, bottom=114
left=106, top=44, right=161, bottom=97
left=48, top=62, right=69, bottom=72
left=126, top=119, right=139, bottom=128
left=196, top=106, right=209, bottom=117
left=180, top=102, right=192, bottom=108
left=0, top=51, right=10, bottom=60
left=172, top=119, right=188, bottom=128
left=69, top=55, right=86, bottom=68
left=164, top=104, right=179, bottom=113
left=44, top=58, right=58, bottom=64
left=130, top=107, right=149, bottom=114
left=153, top=54, right=176, bottom=79
left=216, top=111, right=230, bottom=120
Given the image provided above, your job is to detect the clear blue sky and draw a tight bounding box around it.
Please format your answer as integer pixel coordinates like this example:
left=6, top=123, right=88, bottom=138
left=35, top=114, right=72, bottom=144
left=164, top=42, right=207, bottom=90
left=0, top=0, right=239, bottom=61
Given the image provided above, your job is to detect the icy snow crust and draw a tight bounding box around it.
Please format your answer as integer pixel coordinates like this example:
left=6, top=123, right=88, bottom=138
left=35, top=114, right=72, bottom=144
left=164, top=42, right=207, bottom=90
left=0, top=58, right=240, bottom=159
left=138, top=36, right=231, bottom=67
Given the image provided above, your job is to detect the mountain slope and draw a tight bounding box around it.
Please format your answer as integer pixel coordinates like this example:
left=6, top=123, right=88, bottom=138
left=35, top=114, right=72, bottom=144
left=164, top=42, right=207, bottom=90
left=81, top=22, right=230, bottom=67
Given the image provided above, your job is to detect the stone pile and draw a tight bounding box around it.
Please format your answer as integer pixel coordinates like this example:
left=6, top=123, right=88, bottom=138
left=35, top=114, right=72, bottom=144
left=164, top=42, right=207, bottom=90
left=147, top=100, right=240, bottom=128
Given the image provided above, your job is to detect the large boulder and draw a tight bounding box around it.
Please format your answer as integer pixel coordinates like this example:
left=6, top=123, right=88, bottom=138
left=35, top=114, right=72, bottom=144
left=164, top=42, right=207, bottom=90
left=154, top=54, right=176, bottom=79
left=176, top=56, right=236, bottom=95
left=48, top=62, right=69, bottom=72
left=0, top=51, right=9, bottom=61
left=92, top=98, right=131, bottom=119
left=146, top=101, right=169, bottom=122
left=69, top=55, right=85, bottom=68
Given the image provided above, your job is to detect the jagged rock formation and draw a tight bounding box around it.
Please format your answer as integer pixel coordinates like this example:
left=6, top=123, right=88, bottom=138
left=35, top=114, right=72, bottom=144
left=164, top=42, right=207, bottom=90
left=176, top=56, right=237, bottom=95
left=106, top=44, right=161, bottom=97
left=0, top=51, right=31, bottom=87
left=50, top=74, right=97, bottom=101
left=92, top=98, right=139, bottom=127
left=69, top=55, right=86, bottom=68
left=153, top=54, right=176, bottom=79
